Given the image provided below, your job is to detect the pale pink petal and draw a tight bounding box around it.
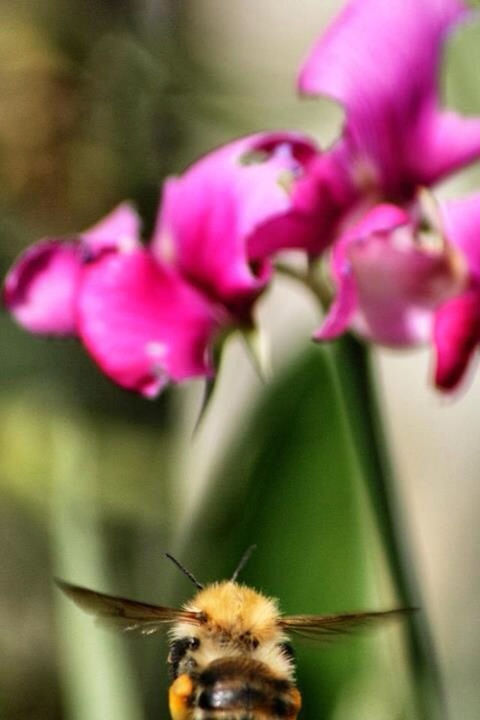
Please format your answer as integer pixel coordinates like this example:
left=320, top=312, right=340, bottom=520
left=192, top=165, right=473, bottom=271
left=3, top=240, right=82, bottom=335
left=83, top=202, right=142, bottom=254
left=315, top=204, right=411, bottom=341
left=299, top=0, right=477, bottom=196
left=433, top=289, right=480, bottom=390
left=77, top=249, right=219, bottom=396
left=349, top=234, right=464, bottom=345
left=440, top=193, right=480, bottom=281
left=153, top=132, right=321, bottom=308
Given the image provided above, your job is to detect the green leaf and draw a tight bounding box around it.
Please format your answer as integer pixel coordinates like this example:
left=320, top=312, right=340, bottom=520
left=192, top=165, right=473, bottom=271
left=182, top=345, right=382, bottom=719
left=50, top=421, right=143, bottom=720
left=332, top=335, right=447, bottom=720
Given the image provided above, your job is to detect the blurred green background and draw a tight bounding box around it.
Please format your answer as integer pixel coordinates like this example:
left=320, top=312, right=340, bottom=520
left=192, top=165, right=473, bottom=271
left=1, top=2, right=479, bottom=719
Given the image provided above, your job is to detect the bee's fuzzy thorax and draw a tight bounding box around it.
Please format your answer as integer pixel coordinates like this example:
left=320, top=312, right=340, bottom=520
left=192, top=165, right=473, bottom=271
left=184, top=581, right=281, bottom=641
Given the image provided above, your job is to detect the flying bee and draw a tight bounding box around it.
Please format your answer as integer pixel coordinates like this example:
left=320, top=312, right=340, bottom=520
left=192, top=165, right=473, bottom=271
left=56, top=547, right=414, bottom=720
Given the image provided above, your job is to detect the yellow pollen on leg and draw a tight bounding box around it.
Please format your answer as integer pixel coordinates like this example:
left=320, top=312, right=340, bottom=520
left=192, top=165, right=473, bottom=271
left=168, top=674, right=194, bottom=720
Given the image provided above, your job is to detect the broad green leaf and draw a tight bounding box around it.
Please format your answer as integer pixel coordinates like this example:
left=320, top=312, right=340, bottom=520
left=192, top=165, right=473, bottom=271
left=176, top=345, right=389, bottom=720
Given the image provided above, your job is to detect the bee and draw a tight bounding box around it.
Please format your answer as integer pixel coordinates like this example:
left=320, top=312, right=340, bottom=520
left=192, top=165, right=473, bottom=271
left=56, top=547, right=413, bottom=720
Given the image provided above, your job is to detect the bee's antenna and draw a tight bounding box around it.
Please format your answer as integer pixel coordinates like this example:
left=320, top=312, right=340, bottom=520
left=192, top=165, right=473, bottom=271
left=231, top=544, right=257, bottom=582
left=165, top=553, right=204, bottom=590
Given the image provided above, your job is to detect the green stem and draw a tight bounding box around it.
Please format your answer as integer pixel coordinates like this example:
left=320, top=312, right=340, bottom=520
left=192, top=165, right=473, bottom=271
left=332, top=334, right=448, bottom=720
left=275, top=260, right=332, bottom=308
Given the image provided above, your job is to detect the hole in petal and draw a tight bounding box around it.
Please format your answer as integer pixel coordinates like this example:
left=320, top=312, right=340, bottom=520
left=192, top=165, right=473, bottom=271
left=238, top=149, right=270, bottom=166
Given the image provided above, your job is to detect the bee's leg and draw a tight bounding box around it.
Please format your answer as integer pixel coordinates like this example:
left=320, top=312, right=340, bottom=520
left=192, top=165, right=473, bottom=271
left=286, top=687, right=302, bottom=719
left=169, top=673, right=195, bottom=720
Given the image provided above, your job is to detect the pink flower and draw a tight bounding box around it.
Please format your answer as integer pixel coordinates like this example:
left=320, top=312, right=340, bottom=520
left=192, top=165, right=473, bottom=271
left=296, top=0, right=480, bottom=250
left=316, top=193, right=480, bottom=390
left=3, top=203, right=141, bottom=336
left=153, top=132, right=321, bottom=313
left=4, top=133, right=322, bottom=395
left=4, top=203, right=219, bottom=396
left=77, top=249, right=220, bottom=397
left=434, top=196, right=480, bottom=389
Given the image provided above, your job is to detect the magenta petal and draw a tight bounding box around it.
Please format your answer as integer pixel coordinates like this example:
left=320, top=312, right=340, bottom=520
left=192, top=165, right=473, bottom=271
left=3, top=240, right=82, bottom=335
left=253, top=141, right=358, bottom=258
left=77, top=250, right=219, bottom=396
left=416, top=108, right=480, bottom=187
left=434, top=290, right=480, bottom=390
left=299, top=0, right=475, bottom=195
left=153, top=132, right=320, bottom=307
left=82, top=202, right=142, bottom=254
left=440, top=193, right=480, bottom=281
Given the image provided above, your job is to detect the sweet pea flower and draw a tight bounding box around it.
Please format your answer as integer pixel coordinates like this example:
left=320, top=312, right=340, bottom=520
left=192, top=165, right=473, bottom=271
left=316, top=192, right=480, bottom=390
left=3, top=202, right=141, bottom=336
left=434, top=195, right=480, bottom=388
left=4, top=203, right=220, bottom=397
left=77, top=249, right=220, bottom=397
left=296, top=0, right=480, bottom=251
left=4, top=132, right=322, bottom=395
left=153, top=131, right=321, bottom=314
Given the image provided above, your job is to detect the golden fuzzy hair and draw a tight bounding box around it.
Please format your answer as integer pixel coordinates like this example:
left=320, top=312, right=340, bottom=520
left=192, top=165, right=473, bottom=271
left=170, top=581, right=294, bottom=680
left=187, top=582, right=280, bottom=641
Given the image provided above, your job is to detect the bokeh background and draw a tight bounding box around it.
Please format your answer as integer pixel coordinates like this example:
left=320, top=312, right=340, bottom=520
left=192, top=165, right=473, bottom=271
left=1, top=1, right=479, bottom=719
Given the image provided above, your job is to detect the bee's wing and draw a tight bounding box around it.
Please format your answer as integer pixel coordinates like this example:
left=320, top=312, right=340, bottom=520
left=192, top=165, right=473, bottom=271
left=55, top=579, right=203, bottom=635
left=279, top=608, right=416, bottom=640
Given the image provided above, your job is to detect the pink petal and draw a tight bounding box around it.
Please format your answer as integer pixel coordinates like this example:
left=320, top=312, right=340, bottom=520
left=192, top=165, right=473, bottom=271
left=83, top=202, right=142, bottom=254
left=317, top=203, right=469, bottom=346
left=315, top=204, right=411, bottom=341
left=3, top=203, right=144, bottom=337
left=153, top=132, right=321, bottom=309
left=299, top=0, right=477, bottom=196
left=3, top=240, right=82, bottom=335
left=415, top=107, right=480, bottom=187
left=433, top=289, right=480, bottom=390
left=314, top=267, right=357, bottom=340
left=252, top=140, right=358, bottom=257
left=440, top=193, right=480, bottom=281
left=77, top=249, right=219, bottom=397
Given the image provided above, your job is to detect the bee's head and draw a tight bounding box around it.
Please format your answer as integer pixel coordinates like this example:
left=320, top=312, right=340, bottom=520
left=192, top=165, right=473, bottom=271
left=166, top=547, right=281, bottom=647
left=184, top=581, right=281, bottom=647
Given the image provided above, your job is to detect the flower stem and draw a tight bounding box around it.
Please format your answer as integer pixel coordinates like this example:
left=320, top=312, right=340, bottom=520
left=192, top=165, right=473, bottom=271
left=275, top=260, right=332, bottom=308
left=331, top=334, right=448, bottom=720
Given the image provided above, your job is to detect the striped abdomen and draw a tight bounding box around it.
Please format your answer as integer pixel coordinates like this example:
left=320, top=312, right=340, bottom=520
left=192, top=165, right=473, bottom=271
left=193, top=657, right=301, bottom=720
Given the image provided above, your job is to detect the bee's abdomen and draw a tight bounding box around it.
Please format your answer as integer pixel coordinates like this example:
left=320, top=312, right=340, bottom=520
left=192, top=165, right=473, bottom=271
left=194, top=658, right=301, bottom=720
